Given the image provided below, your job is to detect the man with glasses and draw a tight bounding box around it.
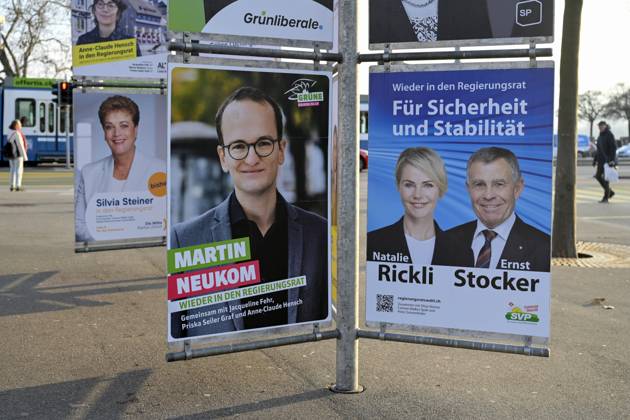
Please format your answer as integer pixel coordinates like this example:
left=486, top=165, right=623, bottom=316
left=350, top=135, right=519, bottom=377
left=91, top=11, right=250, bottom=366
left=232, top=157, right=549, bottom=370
left=170, top=87, right=328, bottom=336
left=76, top=0, right=141, bottom=57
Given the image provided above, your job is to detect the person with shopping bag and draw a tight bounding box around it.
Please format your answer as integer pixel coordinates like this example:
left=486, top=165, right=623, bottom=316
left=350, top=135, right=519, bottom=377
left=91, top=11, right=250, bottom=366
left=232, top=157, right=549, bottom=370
left=593, top=121, right=617, bottom=203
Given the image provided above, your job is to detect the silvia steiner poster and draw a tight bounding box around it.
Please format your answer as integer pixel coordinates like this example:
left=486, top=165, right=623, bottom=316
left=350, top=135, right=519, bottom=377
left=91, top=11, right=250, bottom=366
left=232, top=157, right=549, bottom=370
left=366, top=63, right=554, bottom=341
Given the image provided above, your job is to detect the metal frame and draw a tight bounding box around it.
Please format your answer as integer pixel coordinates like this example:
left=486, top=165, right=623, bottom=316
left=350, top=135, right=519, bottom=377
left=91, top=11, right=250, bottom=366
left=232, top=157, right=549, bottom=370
left=168, top=41, right=342, bottom=63
left=357, top=329, right=549, bottom=357
left=333, top=0, right=362, bottom=393
left=172, top=30, right=334, bottom=51
left=161, top=1, right=554, bottom=394
left=72, top=75, right=167, bottom=89
left=73, top=79, right=166, bottom=91
left=166, top=327, right=339, bottom=362
left=75, top=237, right=166, bottom=253
left=369, top=35, right=553, bottom=52
left=369, top=59, right=554, bottom=73
left=358, top=47, right=552, bottom=63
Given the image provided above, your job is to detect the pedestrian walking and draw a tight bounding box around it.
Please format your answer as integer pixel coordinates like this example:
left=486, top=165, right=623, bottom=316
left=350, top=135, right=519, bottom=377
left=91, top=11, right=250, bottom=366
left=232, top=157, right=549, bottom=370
left=7, top=119, right=28, bottom=191
left=593, top=120, right=617, bottom=203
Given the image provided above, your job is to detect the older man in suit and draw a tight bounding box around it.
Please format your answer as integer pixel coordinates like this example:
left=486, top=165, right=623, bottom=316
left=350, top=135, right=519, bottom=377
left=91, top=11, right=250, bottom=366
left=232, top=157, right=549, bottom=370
left=170, top=87, right=328, bottom=338
left=435, top=147, right=550, bottom=272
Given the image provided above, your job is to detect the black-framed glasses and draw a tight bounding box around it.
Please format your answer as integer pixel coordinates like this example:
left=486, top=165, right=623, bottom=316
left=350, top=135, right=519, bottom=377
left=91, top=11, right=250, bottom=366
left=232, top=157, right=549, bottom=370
left=222, top=138, right=278, bottom=160
left=94, top=1, right=118, bottom=11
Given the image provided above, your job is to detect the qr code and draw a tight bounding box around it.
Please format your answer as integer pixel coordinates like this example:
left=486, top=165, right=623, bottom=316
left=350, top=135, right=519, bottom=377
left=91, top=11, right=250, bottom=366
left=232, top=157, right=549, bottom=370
left=376, top=294, right=394, bottom=312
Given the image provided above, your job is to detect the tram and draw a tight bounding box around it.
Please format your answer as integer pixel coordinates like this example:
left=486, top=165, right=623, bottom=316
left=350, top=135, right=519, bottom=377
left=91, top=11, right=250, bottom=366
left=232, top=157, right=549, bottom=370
left=0, top=77, right=73, bottom=164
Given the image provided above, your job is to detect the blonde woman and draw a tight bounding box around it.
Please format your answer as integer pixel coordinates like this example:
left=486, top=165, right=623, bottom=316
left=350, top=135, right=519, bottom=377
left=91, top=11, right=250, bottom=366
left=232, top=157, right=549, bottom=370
left=7, top=119, right=28, bottom=191
left=367, top=147, right=448, bottom=265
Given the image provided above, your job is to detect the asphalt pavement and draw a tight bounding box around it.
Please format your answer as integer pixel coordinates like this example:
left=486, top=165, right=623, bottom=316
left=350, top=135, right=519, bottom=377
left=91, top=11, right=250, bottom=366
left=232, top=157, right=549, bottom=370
left=0, top=166, right=628, bottom=419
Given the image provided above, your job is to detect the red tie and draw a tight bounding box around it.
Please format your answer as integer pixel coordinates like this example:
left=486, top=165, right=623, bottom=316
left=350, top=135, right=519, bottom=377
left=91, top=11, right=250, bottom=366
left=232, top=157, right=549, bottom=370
left=475, top=229, right=497, bottom=268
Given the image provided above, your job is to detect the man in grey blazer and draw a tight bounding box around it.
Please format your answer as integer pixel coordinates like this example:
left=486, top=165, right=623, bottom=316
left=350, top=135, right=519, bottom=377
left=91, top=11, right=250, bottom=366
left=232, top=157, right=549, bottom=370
left=170, top=86, right=328, bottom=339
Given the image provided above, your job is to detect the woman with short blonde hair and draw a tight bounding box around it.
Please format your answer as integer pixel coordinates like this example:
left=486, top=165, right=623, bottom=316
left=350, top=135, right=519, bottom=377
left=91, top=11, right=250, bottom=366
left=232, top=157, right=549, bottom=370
left=367, top=146, right=448, bottom=265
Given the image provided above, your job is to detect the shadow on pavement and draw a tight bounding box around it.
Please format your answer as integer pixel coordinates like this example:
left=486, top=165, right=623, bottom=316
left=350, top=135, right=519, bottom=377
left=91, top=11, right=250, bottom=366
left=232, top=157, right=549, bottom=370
left=171, top=388, right=333, bottom=419
left=0, top=272, right=164, bottom=317
left=0, top=369, right=152, bottom=419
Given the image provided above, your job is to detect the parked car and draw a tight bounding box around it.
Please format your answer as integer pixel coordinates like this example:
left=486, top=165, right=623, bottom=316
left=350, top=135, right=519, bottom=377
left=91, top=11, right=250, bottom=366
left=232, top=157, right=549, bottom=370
left=360, top=149, right=368, bottom=171
left=616, top=144, right=630, bottom=158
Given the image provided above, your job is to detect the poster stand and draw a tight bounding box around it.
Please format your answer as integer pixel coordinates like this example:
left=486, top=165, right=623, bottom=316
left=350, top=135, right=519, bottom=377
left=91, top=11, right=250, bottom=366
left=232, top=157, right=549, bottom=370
left=75, top=237, right=166, bottom=253
left=163, top=1, right=553, bottom=396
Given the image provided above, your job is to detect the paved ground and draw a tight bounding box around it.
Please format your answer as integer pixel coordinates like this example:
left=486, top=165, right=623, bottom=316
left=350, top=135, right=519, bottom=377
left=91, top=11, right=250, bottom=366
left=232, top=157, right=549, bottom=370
left=0, top=166, right=629, bottom=419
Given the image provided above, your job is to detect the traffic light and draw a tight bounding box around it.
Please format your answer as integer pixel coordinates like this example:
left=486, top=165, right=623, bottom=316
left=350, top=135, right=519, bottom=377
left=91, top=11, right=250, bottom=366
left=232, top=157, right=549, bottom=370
left=59, top=81, right=73, bottom=106
left=51, top=82, right=60, bottom=105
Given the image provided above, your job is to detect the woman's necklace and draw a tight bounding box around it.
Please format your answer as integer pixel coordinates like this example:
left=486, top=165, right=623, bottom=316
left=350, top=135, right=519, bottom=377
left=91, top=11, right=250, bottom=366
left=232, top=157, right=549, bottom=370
left=402, top=0, right=436, bottom=8
left=401, top=0, right=438, bottom=42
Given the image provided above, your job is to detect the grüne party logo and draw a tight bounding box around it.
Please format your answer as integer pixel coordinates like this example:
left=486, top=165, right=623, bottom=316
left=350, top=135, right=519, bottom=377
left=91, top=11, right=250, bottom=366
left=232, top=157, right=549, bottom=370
left=285, top=79, right=324, bottom=108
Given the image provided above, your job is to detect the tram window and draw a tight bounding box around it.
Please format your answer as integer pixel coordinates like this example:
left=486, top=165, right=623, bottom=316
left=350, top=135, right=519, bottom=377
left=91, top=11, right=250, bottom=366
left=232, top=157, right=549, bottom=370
left=360, top=111, right=369, bottom=134
left=48, top=103, right=55, bottom=133
left=60, top=107, right=66, bottom=133
left=15, top=99, right=35, bottom=127
left=39, top=103, right=46, bottom=132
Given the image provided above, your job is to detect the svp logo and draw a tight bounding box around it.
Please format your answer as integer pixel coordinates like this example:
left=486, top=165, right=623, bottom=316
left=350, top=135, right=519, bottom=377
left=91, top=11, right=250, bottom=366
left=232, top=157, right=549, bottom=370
left=285, top=79, right=324, bottom=108
left=505, top=302, right=540, bottom=323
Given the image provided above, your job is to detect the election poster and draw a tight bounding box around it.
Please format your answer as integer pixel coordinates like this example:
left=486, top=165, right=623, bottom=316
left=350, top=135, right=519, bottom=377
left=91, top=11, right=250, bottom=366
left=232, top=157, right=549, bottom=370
left=369, top=0, right=554, bottom=48
left=167, top=59, right=332, bottom=342
left=72, top=0, right=169, bottom=78
left=366, top=62, right=554, bottom=341
left=168, top=0, right=334, bottom=47
left=74, top=91, right=167, bottom=246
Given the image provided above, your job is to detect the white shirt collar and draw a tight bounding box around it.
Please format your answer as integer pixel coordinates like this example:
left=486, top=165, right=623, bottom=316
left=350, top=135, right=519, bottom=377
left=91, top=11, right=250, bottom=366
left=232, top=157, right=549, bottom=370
left=473, top=212, right=516, bottom=242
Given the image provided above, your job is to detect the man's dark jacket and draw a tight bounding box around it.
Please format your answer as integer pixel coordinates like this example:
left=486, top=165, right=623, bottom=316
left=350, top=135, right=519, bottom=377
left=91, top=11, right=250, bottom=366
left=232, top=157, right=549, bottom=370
left=169, top=192, right=328, bottom=338
left=435, top=215, right=550, bottom=272
left=595, top=128, right=617, bottom=166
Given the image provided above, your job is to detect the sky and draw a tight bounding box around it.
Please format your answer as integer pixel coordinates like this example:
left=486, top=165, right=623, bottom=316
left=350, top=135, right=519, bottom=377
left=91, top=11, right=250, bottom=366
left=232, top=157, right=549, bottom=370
left=356, top=0, right=630, bottom=136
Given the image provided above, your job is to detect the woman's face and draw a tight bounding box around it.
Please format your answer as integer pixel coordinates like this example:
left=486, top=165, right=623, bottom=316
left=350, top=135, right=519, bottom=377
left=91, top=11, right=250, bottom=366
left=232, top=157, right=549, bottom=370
left=103, top=110, right=138, bottom=158
left=398, top=163, right=440, bottom=222
left=93, top=1, right=119, bottom=27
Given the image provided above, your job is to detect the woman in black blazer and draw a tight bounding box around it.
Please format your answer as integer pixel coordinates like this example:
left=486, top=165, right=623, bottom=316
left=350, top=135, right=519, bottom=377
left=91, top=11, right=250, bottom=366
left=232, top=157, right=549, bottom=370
left=367, top=147, right=448, bottom=265
left=369, top=0, right=492, bottom=44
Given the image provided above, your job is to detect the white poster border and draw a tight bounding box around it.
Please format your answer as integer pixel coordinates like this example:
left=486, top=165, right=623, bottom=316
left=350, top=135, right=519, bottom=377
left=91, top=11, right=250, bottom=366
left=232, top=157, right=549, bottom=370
left=365, top=59, right=554, bottom=346
left=166, top=57, right=335, bottom=345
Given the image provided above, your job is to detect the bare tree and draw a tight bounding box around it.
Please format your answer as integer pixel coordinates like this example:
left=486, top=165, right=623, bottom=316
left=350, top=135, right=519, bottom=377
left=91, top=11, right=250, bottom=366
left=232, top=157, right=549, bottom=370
left=553, top=0, right=583, bottom=258
left=578, top=90, right=606, bottom=140
left=604, top=83, right=630, bottom=138
left=0, top=0, right=71, bottom=79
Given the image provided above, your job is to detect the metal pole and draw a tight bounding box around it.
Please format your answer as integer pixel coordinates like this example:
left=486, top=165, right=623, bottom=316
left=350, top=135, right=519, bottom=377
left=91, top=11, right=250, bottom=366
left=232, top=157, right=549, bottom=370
left=72, top=80, right=166, bottom=90
left=65, top=106, right=71, bottom=169
left=332, top=0, right=362, bottom=394
left=168, top=41, right=343, bottom=63
left=166, top=329, right=339, bottom=362
left=356, top=330, right=550, bottom=357
left=357, top=47, right=553, bottom=63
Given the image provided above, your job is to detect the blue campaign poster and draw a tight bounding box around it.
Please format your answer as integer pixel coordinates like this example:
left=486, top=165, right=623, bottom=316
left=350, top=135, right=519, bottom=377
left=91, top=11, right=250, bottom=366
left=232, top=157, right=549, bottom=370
left=367, top=65, right=554, bottom=236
